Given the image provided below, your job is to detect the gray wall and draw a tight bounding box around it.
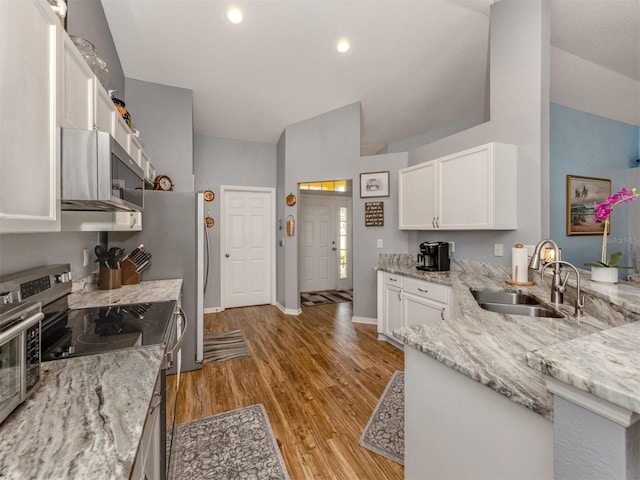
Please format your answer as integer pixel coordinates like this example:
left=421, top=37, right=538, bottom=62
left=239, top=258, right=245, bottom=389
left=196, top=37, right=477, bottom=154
left=193, top=134, right=277, bottom=309
left=353, top=152, right=409, bottom=318
left=125, top=78, right=194, bottom=192
left=67, top=0, right=125, bottom=97
left=408, top=0, right=550, bottom=265
left=279, top=102, right=409, bottom=318
left=276, top=131, right=287, bottom=307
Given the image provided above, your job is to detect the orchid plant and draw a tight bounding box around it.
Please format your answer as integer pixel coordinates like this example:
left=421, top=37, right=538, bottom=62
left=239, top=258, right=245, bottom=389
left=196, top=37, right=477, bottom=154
left=585, top=187, right=640, bottom=268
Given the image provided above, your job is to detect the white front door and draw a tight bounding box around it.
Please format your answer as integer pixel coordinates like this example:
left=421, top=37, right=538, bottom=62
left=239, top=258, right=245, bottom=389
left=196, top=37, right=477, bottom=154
left=299, top=194, right=352, bottom=293
left=221, top=187, right=274, bottom=308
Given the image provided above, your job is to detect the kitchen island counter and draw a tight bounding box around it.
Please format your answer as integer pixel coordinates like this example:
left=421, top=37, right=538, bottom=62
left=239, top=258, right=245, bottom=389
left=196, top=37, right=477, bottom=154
left=68, top=278, right=182, bottom=309
left=380, top=255, right=640, bottom=420
left=0, top=345, right=164, bottom=479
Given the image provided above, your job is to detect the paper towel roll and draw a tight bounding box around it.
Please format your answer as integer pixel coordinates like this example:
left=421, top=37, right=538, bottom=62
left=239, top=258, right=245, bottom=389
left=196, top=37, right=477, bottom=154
left=511, top=244, right=528, bottom=283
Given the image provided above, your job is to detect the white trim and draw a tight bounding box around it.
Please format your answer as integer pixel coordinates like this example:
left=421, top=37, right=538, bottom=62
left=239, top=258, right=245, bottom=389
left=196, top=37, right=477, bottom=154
left=351, top=316, right=377, bottom=325
left=204, top=306, right=223, bottom=314
left=220, top=185, right=276, bottom=309
left=276, top=301, right=302, bottom=316
left=545, top=377, right=640, bottom=427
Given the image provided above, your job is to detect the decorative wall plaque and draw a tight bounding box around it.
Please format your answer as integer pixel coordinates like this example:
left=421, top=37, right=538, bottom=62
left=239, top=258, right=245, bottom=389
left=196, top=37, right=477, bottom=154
left=365, top=201, right=384, bottom=226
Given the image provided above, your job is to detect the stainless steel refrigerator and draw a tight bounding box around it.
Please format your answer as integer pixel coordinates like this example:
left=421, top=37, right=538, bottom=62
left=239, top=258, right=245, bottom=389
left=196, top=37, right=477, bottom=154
left=111, top=190, right=209, bottom=373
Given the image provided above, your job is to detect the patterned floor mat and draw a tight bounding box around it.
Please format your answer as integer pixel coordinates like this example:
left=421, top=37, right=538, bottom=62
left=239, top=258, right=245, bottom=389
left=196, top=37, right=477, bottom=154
left=300, top=289, right=353, bottom=306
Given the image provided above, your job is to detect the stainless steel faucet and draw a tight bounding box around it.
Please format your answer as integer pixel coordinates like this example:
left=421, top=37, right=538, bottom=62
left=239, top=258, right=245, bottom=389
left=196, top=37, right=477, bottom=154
left=529, top=239, right=563, bottom=305
left=541, top=260, right=585, bottom=317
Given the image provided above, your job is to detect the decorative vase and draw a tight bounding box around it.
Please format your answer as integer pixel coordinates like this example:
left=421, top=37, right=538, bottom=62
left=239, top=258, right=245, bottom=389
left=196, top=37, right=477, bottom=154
left=590, top=266, right=618, bottom=284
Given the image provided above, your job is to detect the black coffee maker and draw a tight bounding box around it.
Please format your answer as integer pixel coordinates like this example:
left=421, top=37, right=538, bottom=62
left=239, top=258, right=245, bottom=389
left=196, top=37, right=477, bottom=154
left=417, top=241, right=450, bottom=271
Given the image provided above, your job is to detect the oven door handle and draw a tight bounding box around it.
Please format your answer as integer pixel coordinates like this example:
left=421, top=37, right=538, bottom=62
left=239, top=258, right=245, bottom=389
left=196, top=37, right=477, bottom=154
left=0, top=311, right=44, bottom=344
left=166, top=308, right=187, bottom=369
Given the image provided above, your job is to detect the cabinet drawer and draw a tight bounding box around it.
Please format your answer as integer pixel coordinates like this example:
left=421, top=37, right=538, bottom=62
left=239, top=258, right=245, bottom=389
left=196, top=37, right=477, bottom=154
left=384, top=272, right=403, bottom=288
left=404, top=277, right=448, bottom=303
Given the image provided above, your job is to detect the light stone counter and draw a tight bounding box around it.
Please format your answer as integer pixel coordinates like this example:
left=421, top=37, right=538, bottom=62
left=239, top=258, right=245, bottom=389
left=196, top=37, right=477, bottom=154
left=382, top=255, right=640, bottom=419
left=0, top=346, right=164, bottom=479
left=68, top=278, right=182, bottom=309
left=526, top=321, right=640, bottom=414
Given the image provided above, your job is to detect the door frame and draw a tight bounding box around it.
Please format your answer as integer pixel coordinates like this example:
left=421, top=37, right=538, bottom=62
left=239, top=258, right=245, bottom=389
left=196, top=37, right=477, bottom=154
left=219, top=185, right=276, bottom=309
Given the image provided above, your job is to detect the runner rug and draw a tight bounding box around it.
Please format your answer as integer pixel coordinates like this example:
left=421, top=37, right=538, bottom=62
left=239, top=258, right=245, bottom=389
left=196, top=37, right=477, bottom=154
left=168, top=404, right=290, bottom=480
left=202, top=330, right=250, bottom=364
left=300, top=289, right=353, bottom=306
left=359, top=371, right=405, bottom=465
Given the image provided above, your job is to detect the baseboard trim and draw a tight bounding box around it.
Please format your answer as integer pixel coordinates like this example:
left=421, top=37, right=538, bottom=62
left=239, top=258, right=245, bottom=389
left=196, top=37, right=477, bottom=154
left=276, top=302, right=302, bottom=316
left=204, top=306, right=224, bottom=314
left=352, top=316, right=377, bottom=325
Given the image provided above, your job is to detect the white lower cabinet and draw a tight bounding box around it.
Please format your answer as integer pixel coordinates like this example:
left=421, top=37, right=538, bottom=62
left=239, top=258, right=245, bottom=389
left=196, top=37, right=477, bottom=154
left=377, top=272, right=452, bottom=347
left=131, top=371, right=162, bottom=480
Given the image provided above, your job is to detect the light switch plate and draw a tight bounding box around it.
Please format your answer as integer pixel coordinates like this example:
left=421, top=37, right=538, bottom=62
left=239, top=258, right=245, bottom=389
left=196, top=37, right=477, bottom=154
left=494, top=243, right=504, bottom=256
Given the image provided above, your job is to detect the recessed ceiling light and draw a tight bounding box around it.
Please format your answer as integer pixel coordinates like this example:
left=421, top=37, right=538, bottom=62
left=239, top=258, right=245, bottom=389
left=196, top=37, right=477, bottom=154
left=336, top=39, right=350, bottom=53
left=227, top=7, right=243, bottom=25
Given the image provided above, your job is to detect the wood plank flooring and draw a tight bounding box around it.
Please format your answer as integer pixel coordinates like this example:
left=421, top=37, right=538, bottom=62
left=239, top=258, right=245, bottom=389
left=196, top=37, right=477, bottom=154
left=166, top=302, right=405, bottom=479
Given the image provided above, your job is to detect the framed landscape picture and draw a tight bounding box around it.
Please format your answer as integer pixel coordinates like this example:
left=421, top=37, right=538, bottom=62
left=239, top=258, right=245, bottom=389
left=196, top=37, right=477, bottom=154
left=360, top=171, right=389, bottom=198
left=566, top=175, right=611, bottom=236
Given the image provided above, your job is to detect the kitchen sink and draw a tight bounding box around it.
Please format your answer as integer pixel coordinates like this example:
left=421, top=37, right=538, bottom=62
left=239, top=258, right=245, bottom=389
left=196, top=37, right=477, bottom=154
left=476, top=302, right=564, bottom=318
left=470, top=288, right=564, bottom=318
left=470, top=289, right=540, bottom=305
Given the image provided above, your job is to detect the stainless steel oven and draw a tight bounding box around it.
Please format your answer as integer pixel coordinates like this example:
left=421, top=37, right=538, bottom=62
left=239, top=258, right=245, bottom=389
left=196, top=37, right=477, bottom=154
left=0, top=302, right=43, bottom=425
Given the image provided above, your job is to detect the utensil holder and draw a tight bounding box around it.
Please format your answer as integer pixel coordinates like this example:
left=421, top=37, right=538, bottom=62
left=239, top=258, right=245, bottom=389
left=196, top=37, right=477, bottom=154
left=121, top=258, right=141, bottom=285
left=99, top=265, right=122, bottom=290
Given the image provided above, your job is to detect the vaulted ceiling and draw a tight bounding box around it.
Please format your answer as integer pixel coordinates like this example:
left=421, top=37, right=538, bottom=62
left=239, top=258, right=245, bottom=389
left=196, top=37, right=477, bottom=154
left=101, top=0, right=639, bottom=155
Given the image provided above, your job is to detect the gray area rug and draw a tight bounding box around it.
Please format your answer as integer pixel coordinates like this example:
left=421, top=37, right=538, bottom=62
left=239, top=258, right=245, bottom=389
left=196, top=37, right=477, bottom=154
left=359, top=371, right=404, bottom=465
left=168, top=404, right=290, bottom=480
left=203, top=330, right=251, bottom=364
left=300, top=289, right=353, bottom=306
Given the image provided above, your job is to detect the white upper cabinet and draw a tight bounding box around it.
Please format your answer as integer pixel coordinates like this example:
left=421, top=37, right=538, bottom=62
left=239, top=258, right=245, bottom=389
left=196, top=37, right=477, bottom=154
left=399, top=142, right=517, bottom=230
left=59, top=34, right=94, bottom=130
left=94, top=80, right=115, bottom=133
left=0, top=0, right=60, bottom=233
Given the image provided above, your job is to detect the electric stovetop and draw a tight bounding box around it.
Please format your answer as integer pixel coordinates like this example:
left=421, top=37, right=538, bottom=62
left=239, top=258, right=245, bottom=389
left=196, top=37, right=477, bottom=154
left=41, top=300, right=176, bottom=361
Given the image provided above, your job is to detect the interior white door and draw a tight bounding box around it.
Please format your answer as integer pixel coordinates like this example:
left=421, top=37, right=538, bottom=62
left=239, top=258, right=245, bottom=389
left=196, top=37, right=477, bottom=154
left=299, top=195, right=338, bottom=292
left=222, top=189, right=273, bottom=308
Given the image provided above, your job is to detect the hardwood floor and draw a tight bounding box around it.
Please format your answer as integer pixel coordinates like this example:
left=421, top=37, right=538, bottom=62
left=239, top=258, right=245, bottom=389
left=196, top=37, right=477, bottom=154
left=166, top=302, right=405, bottom=479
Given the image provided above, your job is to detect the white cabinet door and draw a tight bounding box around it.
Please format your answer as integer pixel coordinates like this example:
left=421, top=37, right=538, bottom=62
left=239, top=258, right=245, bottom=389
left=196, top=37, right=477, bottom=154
left=403, top=292, right=446, bottom=326
left=94, top=80, right=115, bottom=133
left=131, top=372, right=162, bottom=480
left=438, top=147, right=493, bottom=229
left=384, top=283, right=404, bottom=338
left=0, top=0, right=60, bottom=233
left=399, top=161, right=437, bottom=229
left=59, top=34, right=94, bottom=130
left=114, top=114, right=131, bottom=153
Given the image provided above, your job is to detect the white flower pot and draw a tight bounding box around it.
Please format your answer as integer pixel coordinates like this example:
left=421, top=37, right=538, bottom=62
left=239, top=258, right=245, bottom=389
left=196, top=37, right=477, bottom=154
left=590, top=266, right=618, bottom=284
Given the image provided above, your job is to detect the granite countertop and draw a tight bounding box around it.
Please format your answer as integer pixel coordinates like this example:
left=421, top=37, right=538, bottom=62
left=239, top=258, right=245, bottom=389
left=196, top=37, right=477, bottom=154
left=381, top=255, right=640, bottom=420
left=0, top=346, right=165, bottom=479
left=68, top=278, right=182, bottom=309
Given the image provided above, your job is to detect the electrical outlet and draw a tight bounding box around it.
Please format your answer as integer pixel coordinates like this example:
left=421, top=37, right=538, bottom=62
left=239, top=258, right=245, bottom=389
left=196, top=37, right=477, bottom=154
left=449, top=241, right=455, bottom=253
left=524, top=244, right=535, bottom=258
left=494, top=243, right=504, bottom=257
left=83, top=248, right=90, bottom=267
left=377, top=239, right=383, bottom=248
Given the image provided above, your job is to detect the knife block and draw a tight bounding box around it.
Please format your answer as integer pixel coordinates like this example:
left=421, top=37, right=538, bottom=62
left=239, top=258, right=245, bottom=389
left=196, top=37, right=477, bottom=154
left=99, top=265, right=122, bottom=290
left=121, top=258, right=141, bottom=285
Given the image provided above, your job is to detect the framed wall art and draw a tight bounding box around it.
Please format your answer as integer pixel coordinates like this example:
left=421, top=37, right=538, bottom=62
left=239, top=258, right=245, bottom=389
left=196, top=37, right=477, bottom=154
left=360, top=171, right=389, bottom=198
left=566, top=175, right=611, bottom=236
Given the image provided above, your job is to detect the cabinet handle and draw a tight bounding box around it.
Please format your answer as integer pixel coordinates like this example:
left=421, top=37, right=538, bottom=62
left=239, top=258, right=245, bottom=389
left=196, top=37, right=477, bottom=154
left=418, top=287, right=428, bottom=293
left=436, top=217, right=440, bottom=228
left=432, top=217, right=436, bottom=228
left=441, top=307, right=445, bottom=321
left=149, top=391, right=162, bottom=415
left=389, top=277, right=396, bottom=282
left=397, top=291, right=402, bottom=301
